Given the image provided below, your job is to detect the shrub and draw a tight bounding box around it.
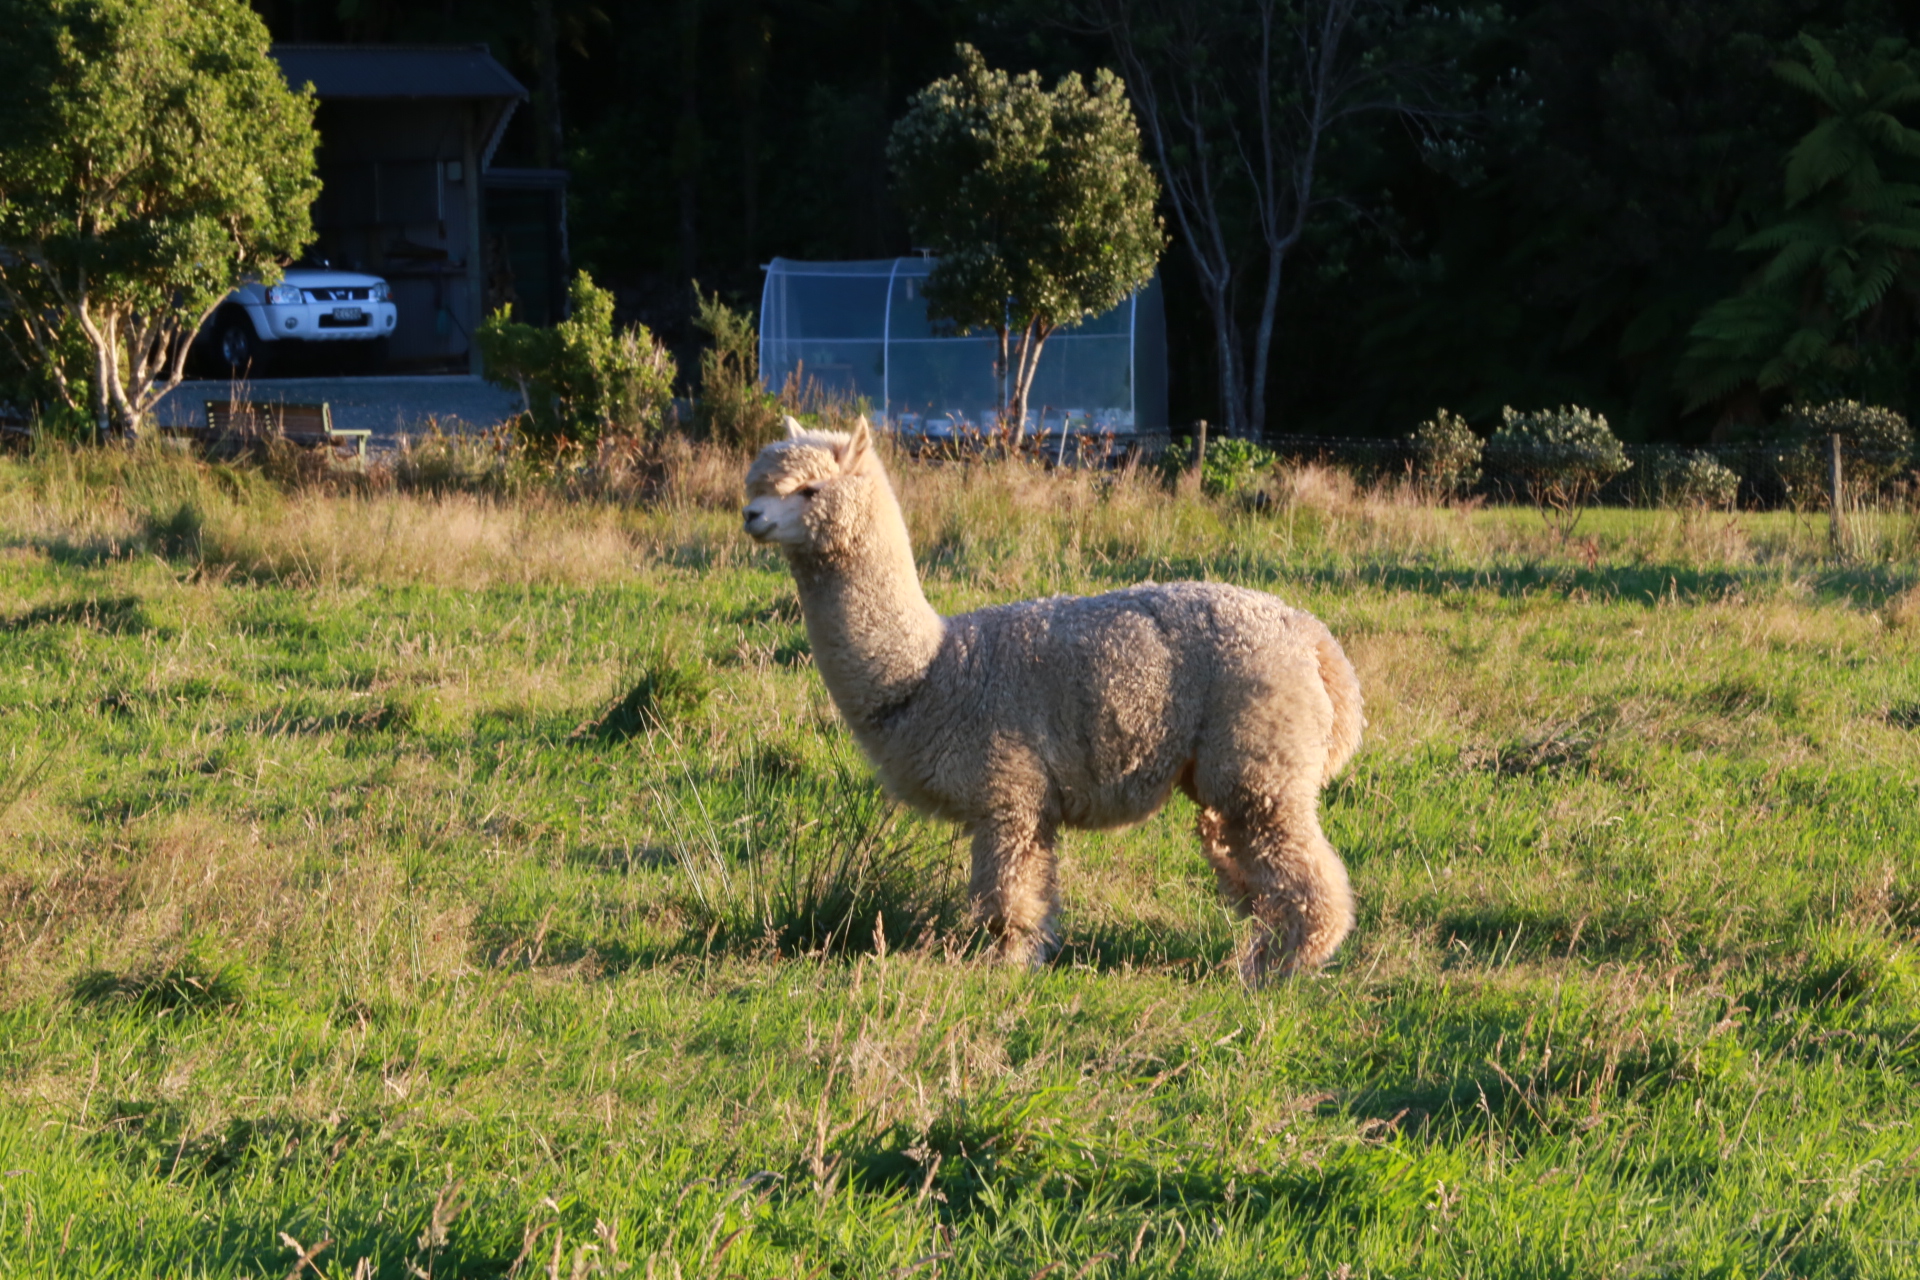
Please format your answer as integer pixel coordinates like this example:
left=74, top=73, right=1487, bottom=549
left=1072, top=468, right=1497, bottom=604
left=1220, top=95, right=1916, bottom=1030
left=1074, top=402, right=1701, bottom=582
left=1407, top=408, right=1482, bottom=497
left=692, top=287, right=784, bottom=450
left=1486, top=404, right=1631, bottom=521
left=477, top=271, right=676, bottom=452
left=1772, top=400, right=1914, bottom=501
left=1641, top=449, right=1740, bottom=511
left=1201, top=437, right=1276, bottom=498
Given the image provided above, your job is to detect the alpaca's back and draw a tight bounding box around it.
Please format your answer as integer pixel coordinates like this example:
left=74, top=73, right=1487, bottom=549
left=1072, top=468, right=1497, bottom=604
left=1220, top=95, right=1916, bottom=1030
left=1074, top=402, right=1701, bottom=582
left=852, top=581, right=1358, bottom=831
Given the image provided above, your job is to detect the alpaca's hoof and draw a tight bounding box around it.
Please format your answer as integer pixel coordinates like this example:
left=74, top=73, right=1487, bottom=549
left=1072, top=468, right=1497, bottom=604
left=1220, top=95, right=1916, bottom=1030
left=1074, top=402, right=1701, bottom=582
left=1239, top=917, right=1341, bottom=987
left=992, top=925, right=1060, bottom=970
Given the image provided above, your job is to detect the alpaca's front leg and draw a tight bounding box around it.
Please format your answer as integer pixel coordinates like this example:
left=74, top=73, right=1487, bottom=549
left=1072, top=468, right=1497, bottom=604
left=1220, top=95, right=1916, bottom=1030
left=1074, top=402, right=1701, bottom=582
left=968, top=812, right=1060, bottom=968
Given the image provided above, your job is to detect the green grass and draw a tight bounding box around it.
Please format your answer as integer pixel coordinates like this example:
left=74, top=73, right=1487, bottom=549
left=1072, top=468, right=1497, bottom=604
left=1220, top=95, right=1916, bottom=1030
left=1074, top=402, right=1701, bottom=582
left=0, top=444, right=1916, bottom=1277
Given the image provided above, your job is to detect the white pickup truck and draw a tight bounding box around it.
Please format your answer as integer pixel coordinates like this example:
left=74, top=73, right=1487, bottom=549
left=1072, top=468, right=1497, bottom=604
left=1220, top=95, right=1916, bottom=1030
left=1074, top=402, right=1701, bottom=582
left=203, top=266, right=399, bottom=374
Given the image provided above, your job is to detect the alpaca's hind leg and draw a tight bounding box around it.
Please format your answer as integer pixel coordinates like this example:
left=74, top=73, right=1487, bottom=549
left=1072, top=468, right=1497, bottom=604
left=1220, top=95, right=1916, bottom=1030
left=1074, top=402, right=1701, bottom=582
left=1196, top=806, right=1254, bottom=913
left=1214, top=789, right=1353, bottom=985
left=968, top=812, right=1060, bottom=968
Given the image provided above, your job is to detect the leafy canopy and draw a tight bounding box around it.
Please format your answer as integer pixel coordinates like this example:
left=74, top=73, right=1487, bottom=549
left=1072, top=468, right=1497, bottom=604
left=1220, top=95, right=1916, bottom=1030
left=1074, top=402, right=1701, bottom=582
left=0, top=0, right=320, bottom=435
left=1677, top=35, right=1920, bottom=414
left=888, top=45, right=1163, bottom=433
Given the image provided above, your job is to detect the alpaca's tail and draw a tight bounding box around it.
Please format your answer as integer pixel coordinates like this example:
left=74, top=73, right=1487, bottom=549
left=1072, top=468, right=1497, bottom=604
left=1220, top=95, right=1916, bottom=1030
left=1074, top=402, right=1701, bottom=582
left=1315, top=629, right=1365, bottom=782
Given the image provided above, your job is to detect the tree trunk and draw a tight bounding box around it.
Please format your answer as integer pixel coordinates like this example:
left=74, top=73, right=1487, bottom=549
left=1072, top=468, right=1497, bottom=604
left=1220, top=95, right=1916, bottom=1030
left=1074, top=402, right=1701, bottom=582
left=994, top=323, right=1011, bottom=435
left=1007, top=317, right=1057, bottom=445
left=1248, top=246, right=1283, bottom=435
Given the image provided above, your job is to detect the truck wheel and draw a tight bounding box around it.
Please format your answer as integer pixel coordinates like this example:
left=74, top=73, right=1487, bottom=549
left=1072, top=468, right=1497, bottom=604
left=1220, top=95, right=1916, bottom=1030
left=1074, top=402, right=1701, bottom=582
left=218, top=316, right=269, bottom=376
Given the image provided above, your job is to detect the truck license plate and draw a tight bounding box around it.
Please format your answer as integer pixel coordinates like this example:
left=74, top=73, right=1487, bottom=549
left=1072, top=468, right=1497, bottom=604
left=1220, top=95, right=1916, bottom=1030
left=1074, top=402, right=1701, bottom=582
left=332, top=306, right=364, bottom=321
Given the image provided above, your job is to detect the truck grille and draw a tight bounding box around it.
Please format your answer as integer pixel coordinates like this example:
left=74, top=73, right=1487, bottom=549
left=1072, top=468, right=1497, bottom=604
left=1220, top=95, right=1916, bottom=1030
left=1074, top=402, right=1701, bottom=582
left=304, top=287, right=373, bottom=302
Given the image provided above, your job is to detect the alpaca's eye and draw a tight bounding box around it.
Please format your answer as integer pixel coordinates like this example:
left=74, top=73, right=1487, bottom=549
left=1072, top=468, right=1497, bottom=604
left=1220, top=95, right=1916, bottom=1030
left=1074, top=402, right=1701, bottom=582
left=799, top=484, right=822, bottom=498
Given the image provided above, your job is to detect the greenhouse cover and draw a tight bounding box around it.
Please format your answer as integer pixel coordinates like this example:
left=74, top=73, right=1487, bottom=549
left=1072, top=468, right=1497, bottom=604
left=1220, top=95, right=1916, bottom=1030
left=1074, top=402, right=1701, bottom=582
left=758, top=257, right=1167, bottom=436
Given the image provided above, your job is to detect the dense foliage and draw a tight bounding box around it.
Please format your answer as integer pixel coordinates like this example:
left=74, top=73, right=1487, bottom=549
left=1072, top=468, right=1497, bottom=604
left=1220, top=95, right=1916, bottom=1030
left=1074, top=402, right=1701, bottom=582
left=690, top=287, right=784, bottom=450
left=1676, top=36, right=1920, bottom=419
left=476, top=272, right=676, bottom=449
left=1487, top=404, right=1633, bottom=518
left=1408, top=408, right=1485, bottom=497
left=888, top=44, right=1163, bottom=439
left=241, top=0, right=1920, bottom=444
left=1770, top=398, right=1917, bottom=500
left=0, top=0, right=318, bottom=438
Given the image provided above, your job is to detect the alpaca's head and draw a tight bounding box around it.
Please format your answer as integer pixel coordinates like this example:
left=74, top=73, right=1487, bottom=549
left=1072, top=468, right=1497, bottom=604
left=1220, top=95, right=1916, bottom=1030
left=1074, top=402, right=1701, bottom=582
left=743, top=416, right=893, bottom=555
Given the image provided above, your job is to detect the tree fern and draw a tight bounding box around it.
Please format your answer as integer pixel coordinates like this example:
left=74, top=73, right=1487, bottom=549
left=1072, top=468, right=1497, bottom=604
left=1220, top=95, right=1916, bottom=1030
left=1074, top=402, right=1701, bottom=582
left=1679, top=35, right=1920, bottom=414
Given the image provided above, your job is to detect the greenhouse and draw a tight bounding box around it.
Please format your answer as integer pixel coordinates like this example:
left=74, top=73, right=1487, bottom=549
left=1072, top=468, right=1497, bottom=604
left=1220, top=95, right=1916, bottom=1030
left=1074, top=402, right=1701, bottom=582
left=758, top=256, right=1167, bottom=438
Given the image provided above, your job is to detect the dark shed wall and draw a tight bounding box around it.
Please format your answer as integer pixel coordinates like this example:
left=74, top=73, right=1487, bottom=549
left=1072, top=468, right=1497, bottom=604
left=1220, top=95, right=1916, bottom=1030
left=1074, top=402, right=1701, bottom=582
left=310, top=100, right=484, bottom=367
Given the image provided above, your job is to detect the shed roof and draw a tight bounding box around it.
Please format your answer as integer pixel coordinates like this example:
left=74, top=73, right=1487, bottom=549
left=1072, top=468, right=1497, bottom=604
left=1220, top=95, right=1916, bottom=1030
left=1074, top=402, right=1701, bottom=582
left=272, top=44, right=527, bottom=102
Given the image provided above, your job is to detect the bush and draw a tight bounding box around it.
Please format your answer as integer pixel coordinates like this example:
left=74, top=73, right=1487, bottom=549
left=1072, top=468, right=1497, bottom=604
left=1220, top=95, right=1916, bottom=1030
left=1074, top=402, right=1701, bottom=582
left=1201, top=437, right=1276, bottom=498
left=1407, top=408, right=1483, bottom=497
left=1640, top=449, right=1740, bottom=511
left=1487, top=404, right=1631, bottom=519
left=477, top=271, right=676, bottom=451
left=691, top=287, right=784, bottom=450
left=1772, top=400, right=1914, bottom=500
left=1161, top=435, right=1276, bottom=499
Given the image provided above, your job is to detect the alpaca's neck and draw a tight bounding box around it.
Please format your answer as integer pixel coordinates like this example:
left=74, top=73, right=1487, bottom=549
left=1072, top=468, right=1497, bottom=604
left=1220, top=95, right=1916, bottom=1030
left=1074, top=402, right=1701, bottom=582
left=789, top=489, right=943, bottom=724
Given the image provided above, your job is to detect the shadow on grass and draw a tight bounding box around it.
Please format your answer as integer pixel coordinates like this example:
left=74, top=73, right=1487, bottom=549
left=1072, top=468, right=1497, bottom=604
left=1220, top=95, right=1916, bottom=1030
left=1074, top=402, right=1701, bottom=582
left=836, top=1094, right=1457, bottom=1225
left=74, top=1104, right=532, bottom=1280
left=1055, top=917, right=1235, bottom=979
left=242, top=698, right=415, bottom=736
left=1092, top=554, right=1916, bottom=607
left=2, top=593, right=148, bottom=634
left=1426, top=900, right=1699, bottom=966
left=71, top=951, right=249, bottom=1016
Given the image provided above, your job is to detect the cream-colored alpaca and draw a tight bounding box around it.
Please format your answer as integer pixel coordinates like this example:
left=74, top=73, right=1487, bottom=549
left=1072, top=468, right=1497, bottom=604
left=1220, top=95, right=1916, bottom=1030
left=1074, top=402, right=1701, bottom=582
left=743, top=417, right=1363, bottom=983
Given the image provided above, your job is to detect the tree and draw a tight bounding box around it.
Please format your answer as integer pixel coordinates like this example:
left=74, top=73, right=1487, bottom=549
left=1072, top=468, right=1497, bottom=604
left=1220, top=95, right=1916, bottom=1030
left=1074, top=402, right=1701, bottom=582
left=1065, top=0, right=1485, bottom=438
left=0, top=0, right=318, bottom=439
left=888, top=45, right=1164, bottom=441
left=1677, top=35, right=1920, bottom=418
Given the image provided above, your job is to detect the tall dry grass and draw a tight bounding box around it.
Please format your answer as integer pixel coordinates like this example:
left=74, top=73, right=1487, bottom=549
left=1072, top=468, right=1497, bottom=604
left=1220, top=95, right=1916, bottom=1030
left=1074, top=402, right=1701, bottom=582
left=3, top=434, right=1913, bottom=597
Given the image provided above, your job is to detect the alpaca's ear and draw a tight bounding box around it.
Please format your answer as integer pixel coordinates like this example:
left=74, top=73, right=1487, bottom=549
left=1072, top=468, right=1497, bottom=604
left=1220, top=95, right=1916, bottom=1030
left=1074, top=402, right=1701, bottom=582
left=841, top=416, right=874, bottom=468
left=783, top=415, right=806, bottom=439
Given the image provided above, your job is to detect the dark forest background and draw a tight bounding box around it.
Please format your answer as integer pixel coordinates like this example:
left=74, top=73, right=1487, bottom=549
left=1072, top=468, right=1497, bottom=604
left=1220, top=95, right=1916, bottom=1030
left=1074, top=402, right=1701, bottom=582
left=248, top=0, right=1920, bottom=444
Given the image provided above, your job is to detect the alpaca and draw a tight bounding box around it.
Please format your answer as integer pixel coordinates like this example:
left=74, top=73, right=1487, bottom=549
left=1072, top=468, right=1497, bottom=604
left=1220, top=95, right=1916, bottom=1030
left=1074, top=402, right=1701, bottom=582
left=742, top=417, right=1364, bottom=983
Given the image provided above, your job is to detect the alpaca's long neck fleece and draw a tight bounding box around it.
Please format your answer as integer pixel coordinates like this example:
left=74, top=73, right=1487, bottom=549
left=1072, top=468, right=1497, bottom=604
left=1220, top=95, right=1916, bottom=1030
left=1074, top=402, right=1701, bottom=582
left=789, top=484, right=944, bottom=727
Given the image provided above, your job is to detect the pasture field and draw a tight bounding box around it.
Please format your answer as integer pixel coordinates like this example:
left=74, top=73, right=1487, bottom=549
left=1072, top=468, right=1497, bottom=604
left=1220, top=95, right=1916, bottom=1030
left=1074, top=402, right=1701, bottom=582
left=0, top=443, right=1916, bottom=1278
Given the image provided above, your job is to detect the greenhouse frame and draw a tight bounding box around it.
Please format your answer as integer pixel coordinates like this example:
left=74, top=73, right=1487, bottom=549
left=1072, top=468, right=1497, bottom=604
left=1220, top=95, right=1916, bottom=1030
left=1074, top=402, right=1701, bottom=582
left=758, top=256, right=1167, bottom=439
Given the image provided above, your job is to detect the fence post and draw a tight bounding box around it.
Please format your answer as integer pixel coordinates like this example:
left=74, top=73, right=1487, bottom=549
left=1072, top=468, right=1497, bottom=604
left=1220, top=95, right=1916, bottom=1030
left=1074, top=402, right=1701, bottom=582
left=1828, top=432, right=1845, bottom=553
left=1192, top=419, right=1208, bottom=478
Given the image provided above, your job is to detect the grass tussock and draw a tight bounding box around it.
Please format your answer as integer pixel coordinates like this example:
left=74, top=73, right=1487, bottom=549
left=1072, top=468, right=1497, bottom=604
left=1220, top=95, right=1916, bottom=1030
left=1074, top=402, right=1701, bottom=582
left=659, top=752, right=961, bottom=957
left=0, top=434, right=1917, bottom=1276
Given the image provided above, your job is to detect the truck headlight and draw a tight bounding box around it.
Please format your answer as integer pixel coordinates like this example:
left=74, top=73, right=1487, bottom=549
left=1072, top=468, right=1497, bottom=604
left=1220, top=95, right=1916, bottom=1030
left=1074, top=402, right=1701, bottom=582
left=371, top=281, right=391, bottom=302
left=267, top=282, right=303, bottom=305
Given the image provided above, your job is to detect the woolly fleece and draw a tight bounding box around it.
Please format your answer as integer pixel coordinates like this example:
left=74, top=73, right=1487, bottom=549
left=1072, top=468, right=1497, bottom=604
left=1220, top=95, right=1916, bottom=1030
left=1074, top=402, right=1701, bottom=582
left=743, top=417, right=1363, bottom=983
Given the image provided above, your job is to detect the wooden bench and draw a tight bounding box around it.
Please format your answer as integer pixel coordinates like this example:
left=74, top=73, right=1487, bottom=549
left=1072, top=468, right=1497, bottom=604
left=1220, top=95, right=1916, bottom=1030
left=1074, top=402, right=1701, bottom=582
left=165, top=401, right=372, bottom=459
